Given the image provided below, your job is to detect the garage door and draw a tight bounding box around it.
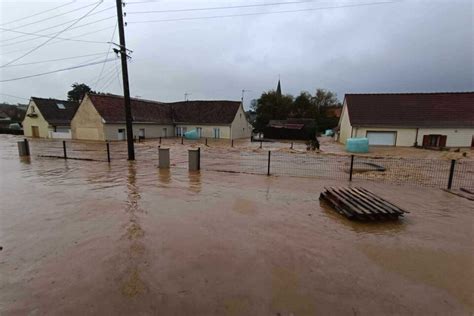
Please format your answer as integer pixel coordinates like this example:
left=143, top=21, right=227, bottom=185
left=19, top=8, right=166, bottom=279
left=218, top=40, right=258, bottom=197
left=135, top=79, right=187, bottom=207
left=367, top=132, right=396, bottom=146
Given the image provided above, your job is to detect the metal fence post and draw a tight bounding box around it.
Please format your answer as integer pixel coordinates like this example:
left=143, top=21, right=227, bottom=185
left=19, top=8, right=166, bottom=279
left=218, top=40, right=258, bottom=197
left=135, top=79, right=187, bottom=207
left=181, top=137, right=184, bottom=145
left=231, top=139, right=234, bottom=147
left=291, top=142, right=293, bottom=149
left=260, top=140, right=263, bottom=149
left=63, top=140, right=67, bottom=159
left=267, top=151, right=271, bottom=176
left=159, top=136, right=162, bottom=144
left=349, top=155, right=354, bottom=181
left=447, top=159, right=456, bottom=190
left=197, top=147, right=201, bottom=170
left=106, top=142, right=111, bottom=163
left=24, top=138, right=30, bottom=156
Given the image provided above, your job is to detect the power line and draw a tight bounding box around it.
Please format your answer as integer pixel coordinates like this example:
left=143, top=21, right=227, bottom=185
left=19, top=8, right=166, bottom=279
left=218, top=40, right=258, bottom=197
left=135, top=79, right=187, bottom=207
left=128, top=1, right=398, bottom=24
left=0, top=52, right=109, bottom=68
left=0, top=27, right=108, bottom=46
left=0, top=93, right=30, bottom=101
left=94, top=22, right=118, bottom=89
left=1, top=1, right=105, bottom=67
left=0, top=58, right=116, bottom=82
left=0, top=6, right=115, bottom=44
left=1, top=25, right=115, bottom=55
left=4, top=2, right=100, bottom=31
left=0, top=1, right=75, bottom=26
left=127, top=0, right=321, bottom=14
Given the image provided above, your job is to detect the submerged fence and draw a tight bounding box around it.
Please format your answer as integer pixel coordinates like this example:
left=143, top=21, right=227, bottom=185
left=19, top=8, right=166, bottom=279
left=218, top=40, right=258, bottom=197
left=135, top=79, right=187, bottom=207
left=200, top=150, right=474, bottom=191
left=25, top=138, right=473, bottom=191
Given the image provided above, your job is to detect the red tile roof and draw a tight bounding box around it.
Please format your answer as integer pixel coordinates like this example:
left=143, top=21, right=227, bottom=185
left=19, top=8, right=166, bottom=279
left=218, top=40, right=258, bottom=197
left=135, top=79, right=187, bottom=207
left=344, top=92, right=474, bottom=128
left=87, top=93, right=173, bottom=124
left=170, top=100, right=241, bottom=125
left=87, top=93, right=241, bottom=125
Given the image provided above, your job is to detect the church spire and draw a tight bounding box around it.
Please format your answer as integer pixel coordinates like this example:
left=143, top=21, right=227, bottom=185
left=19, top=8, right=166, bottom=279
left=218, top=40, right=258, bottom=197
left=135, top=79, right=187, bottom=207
left=276, top=78, right=282, bottom=97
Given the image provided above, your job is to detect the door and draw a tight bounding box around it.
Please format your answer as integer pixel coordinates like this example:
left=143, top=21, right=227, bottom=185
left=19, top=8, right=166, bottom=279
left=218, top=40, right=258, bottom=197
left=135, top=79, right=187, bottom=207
left=139, top=128, right=145, bottom=139
left=117, top=128, right=125, bottom=141
left=31, top=126, right=39, bottom=138
left=196, top=127, right=202, bottom=138
left=162, top=128, right=167, bottom=137
left=366, top=131, right=396, bottom=146
left=213, top=128, right=220, bottom=139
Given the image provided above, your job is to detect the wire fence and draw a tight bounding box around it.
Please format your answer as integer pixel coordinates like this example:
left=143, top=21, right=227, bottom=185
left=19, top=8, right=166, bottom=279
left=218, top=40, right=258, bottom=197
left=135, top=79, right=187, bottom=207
left=24, top=138, right=474, bottom=191
left=201, top=150, right=474, bottom=191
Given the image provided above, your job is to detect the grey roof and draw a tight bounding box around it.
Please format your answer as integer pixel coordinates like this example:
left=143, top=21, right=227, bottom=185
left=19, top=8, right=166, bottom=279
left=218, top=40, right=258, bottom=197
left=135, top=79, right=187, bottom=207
left=32, top=97, right=79, bottom=125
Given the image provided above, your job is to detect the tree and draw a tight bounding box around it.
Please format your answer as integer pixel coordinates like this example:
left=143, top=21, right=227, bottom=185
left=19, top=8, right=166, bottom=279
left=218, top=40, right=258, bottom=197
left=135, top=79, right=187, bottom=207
left=312, top=89, right=340, bottom=114
left=251, top=90, right=293, bottom=132
left=292, top=91, right=315, bottom=118
left=312, top=89, right=342, bottom=132
left=67, top=83, right=93, bottom=102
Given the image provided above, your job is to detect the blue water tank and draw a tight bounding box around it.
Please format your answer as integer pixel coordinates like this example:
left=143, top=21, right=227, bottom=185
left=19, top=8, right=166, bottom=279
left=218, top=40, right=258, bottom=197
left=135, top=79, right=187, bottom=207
left=325, top=129, right=334, bottom=136
left=184, top=129, right=200, bottom=140
left=346, top=138, right=369, bottom=153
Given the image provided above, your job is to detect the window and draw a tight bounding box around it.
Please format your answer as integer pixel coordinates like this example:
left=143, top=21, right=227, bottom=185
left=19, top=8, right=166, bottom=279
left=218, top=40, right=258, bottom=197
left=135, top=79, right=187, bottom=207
left=56, top=103, right=66, bottom=110
left=213, top=128, right=220, bottom=139
left=31, top=105, right=35, bottom=113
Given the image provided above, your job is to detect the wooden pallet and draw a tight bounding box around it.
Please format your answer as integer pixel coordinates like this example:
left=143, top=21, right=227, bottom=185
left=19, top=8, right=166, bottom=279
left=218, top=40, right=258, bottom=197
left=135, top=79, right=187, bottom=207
left=320, top=187, right=408, bottom=221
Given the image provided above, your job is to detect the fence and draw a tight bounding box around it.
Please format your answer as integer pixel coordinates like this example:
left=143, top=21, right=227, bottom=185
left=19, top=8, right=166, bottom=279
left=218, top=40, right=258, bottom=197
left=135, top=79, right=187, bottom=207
left=25, top=138, right=473, bottom=191
left=201, top=150, right=474, bottom=191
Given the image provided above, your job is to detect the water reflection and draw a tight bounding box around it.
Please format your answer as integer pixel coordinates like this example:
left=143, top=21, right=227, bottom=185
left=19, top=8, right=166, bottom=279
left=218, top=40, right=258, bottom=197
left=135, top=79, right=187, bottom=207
left=188, top=171, right=201, bottom=193
left=319, top=200, right=406, bottom=235
left=19, top=156, right=31, bottom=164
left=126, top=162, right=141, bottom=214
left=157, top=168, right=171, bottom=185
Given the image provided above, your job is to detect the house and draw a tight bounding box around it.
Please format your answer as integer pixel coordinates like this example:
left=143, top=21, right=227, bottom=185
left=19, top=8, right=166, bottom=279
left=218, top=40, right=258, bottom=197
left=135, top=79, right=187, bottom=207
left=337, top=92, right=474, bottom=148
left=170, top=100, right=251, bottom=139
left=22, top=97, right=79, bottom=138
left=71, top=93, right=252, bottom=141
left=264, top=119, right=316, bottom=140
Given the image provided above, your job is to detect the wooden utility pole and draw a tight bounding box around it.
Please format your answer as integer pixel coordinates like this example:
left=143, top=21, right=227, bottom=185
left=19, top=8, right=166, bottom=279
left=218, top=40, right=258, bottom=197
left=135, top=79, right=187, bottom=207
left=115, top=0, right=135, bottom=160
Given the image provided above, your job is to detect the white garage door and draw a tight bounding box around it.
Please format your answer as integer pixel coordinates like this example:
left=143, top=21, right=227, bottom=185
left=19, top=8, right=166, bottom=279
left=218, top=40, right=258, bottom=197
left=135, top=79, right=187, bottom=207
left=367, top=132, right=396, bottom=146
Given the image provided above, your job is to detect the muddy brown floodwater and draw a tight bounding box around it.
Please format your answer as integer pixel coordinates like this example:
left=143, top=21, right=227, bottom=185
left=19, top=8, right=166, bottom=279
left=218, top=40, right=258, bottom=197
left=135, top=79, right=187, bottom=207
left=1, top=135, right=473, bottom=315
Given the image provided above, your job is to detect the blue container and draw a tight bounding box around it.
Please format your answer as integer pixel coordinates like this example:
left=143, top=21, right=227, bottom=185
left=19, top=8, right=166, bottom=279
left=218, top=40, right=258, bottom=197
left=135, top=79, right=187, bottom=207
left=346, top=137, right=369, bottom=153
left=184, top=129, right=200, bottom=140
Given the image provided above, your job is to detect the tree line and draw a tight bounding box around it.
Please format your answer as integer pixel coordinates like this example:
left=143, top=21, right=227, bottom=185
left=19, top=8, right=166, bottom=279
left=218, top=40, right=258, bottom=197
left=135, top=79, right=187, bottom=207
left=250, top=88, right=342, bottom=132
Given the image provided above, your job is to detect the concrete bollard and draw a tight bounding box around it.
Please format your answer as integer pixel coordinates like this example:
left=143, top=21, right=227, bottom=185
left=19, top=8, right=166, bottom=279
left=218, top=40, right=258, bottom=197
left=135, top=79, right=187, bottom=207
left=17, top=139, right=30, bottom=156
left=188, top=148, right=200, bottom=171
left=158, top=148, right=170, bottom=169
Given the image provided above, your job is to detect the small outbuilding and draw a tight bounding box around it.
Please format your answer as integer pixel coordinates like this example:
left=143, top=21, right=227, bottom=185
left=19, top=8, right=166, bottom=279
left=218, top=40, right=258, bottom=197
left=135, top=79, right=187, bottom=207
left=263, top=119, right=316, bottom=140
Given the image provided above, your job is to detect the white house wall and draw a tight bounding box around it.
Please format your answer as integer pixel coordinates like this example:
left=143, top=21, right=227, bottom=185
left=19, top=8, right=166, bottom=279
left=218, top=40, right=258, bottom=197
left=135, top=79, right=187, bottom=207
left=337, top=102, right=351, bottom=144
left=417, top=128, right=473, bottom=147
left=103, top=124, right=174, bottom=141
left=230, top=104, right=253, bottom=139
left=350, top=127, right=473, bottom=147
left=175, top=124, right=231, bottom=139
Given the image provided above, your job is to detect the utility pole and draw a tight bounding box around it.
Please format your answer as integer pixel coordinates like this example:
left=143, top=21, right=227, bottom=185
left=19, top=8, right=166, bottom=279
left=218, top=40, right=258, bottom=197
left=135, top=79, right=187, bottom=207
left=115, top=0, right=135, bottom=160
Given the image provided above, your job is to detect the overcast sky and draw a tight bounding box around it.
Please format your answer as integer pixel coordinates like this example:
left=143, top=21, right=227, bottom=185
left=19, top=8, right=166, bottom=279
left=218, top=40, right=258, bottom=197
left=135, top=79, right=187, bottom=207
left=0, top=0, right=472, bottom=109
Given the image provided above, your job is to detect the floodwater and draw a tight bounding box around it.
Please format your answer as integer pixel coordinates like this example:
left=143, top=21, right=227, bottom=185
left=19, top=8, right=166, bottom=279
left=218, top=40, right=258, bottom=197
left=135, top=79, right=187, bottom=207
left=1, top=135, right=473, bottom=315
